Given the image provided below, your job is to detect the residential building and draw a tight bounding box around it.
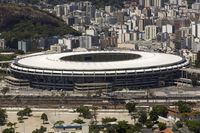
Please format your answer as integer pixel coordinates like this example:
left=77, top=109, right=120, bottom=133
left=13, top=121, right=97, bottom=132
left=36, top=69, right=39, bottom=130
left=145, top=25, right=158, bottom=40
left=0, top=39, right=5, bottom=49
left=18, top=40, right=32, bottom=53
left=50, top=44, right=68, bottom=53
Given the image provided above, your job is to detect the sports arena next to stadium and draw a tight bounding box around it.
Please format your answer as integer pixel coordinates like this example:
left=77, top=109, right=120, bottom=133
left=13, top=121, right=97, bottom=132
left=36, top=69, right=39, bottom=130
left=8, top=51, right=189, bottom=91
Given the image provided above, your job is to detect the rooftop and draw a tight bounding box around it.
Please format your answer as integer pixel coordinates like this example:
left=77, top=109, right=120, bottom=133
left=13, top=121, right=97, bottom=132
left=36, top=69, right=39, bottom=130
left=14, top=51, right=187, bottom=71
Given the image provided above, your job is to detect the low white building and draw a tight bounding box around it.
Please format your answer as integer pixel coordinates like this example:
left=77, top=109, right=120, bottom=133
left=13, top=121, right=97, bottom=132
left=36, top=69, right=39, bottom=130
left=158, top=116, right=180, bottom=127
left=86, top=27, right=97, bottom=36
left=50, top=44, right=68, bottom=53
left=58, top=37, right=80, bottom=50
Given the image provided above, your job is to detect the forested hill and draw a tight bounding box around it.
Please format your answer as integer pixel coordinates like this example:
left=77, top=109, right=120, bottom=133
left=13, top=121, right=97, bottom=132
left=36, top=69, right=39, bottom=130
left=0, top=4, right=81, bottom=48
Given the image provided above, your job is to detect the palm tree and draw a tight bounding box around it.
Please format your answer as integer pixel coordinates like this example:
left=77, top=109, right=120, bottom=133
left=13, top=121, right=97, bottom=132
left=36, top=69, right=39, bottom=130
left=41, top=113, right=48, bottom=124
left=0, top=108, right=7, bottom=125
left=7, top=122, right=17, bottom=132
left=92, top=106, right=98, bottom=123
left=131, top=112, right=139, bottom=123
left=59, top=91, right=66, bottom=108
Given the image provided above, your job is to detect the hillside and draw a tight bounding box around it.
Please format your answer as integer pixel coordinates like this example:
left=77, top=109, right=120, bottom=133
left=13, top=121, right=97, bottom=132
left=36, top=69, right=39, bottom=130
left=0, top=4, right=81, bottom=48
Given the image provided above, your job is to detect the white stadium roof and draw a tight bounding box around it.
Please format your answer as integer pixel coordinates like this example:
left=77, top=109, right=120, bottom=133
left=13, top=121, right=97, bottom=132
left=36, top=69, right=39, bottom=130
left=15, top=51, right=186, bottom=71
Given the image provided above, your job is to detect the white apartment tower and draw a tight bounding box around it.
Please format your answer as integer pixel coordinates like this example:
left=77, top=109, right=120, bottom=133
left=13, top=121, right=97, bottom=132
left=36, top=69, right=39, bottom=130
left=145, top=25, right=158, bottom=40
left=54, top=5, right=64, bottom=17
left=153, top=0, right=164, bottom=7
left=197, top=23, right=200, bottom=38
left=79, top=36, right=92, bottom=49
left=191, top=22, right=200, bottom=38
left=139, top=0, right=163, bottom=7
left=162, top=24, right=173, bottom=34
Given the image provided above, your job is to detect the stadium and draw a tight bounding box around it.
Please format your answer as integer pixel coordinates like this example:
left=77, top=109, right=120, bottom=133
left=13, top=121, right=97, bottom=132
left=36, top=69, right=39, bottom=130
left=9, top=51, right=189, bottom=91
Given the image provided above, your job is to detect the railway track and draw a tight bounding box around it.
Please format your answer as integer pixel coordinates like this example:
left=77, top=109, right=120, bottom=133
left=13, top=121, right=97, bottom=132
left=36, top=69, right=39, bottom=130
left=1, top=95, right=200, bottom=109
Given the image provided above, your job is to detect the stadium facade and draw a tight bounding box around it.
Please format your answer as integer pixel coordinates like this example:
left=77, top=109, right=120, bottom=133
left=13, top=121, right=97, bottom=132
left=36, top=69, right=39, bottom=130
left=9, top=51, right=189, bottom=91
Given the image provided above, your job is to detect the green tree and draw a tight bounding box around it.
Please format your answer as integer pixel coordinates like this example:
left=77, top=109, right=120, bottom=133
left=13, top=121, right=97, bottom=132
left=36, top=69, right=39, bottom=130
left=0, top=54, right=16, bottom=61
left=106, top=126, right=117, bottom=133
left=175, top=101, right=192, bottom=113
left=145, top=119, right=154, bottom=128
left=41, top=113, right=48, bottom=124
left=158, top=122, right=167, bottom=131
left=17, top=110, right=25, bottom=119
left=76, top=106, right=92, bottom=119
left=132, top=123, right=142, bottom=132
left=54, top=120, right=64, bottom=127
left=131, top=112, right=139, bottom=123
left=116, top=121, right=142, bottom=133
left=17, top=117, right=24, bottom=123
left=89, top=123, right=101, bottom=133
left=102, top=117, right=117, bottom=124
left=15, top=50, right=24, bottom=55
left=125, top=102, right=137, bottom=114
left=175, top=121, right=183, bottom=129
left=23, top=107, right=32, bottom=116
left=2, top=128, right=14, bottom=133
left=32, top=126, right=46, bottom=133
left=92, top=106, right=98, bottom=122
left=72, top=118, right=85, bottom=124
left=0, top=108, right=7, bottom=125
left=149, top=105, right=168, bottom=122
left=7, top=122, right=17, bottom=132
left=149, top=110, right=158, bottom=122
left=138, top=111, right=147, bottom=124
left=116, top=121, right=130, bottom=133
left=186, top=120, right=200, bottom=133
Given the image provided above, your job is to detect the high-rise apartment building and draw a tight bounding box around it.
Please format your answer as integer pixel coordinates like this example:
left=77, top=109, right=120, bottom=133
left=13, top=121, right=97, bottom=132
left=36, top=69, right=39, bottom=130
left=197, top=24, right=200, bottom=38
left=145, top=25, right=158, bottom=40
left=162, top=24, right=174, bottom=34
left=153, top=0, right=164, bottom=7
left=191, top=22, right=200, bottom=38
left=54, top=5, right=64, bottom=17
